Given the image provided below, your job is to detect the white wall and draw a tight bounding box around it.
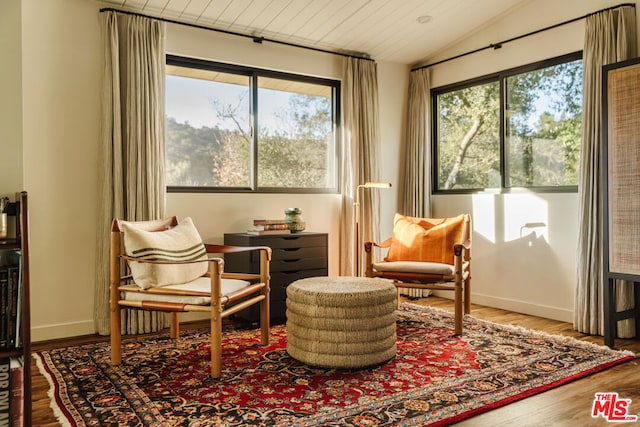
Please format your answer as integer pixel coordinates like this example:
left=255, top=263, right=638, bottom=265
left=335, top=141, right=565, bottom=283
left=0, top=0, right=23, bottom=196
left=427, top=0, right=639, bottom=322
left=21, top=0, right=102, bottom=340
left=378, top=62, right=410, bottom=239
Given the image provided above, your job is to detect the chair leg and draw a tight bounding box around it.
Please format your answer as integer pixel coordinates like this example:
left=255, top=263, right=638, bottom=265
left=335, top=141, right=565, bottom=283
left=259, top=250, right=270, bottom=346
left=464, top=277, right=471, bottom=314
left=454, top=281, right=463, bottom=336
left=169, top=312, right=179, bottom=339
left=210, top=308, right=222, bottom=378
left=259, top=296, right=270, bottom=346
left=110, top=305, right=122, bottom=366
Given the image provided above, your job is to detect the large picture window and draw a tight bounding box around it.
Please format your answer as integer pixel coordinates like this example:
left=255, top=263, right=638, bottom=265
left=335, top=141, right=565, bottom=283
left=433, top=52, right=582, bottom=192
left=165, top=55, right=340, bottom=193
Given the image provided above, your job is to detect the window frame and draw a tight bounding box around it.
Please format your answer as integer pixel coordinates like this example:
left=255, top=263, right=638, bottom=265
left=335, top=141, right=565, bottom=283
left=431, top=51, right=583, bottom=195
left=165, top=54, right=341, bottom=194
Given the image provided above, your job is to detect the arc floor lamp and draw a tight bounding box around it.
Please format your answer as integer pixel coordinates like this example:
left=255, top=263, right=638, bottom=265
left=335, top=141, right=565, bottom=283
left=354, top=181, right=392, bottom=276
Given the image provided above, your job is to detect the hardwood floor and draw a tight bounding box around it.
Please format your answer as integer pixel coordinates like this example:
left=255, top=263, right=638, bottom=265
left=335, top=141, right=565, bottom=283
left=30, top=297, right=640, bottom=426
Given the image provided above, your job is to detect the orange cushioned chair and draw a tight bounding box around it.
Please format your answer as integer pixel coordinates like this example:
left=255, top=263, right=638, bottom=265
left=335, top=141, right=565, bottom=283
left=110, top=216, right=271, bottom=378
left=365, top=213, right=471, bottom=335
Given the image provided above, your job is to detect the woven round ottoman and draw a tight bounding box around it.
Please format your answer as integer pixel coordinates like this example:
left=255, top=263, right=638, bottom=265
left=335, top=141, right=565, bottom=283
left=286, top=276, right=397, bottom=369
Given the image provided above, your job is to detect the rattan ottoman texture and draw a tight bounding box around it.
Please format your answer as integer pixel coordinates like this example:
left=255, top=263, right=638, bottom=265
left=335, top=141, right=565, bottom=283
left=286, top=276, right=397, bottom=368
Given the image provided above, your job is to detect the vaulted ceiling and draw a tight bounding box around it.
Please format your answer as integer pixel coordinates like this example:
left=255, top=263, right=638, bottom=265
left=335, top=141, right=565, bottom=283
left=99, top=0, right=532, bottom=65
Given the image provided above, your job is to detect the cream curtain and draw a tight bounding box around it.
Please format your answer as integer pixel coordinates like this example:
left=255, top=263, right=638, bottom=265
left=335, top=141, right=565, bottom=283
left=401, top=67, right=432, bottom=218
left=575, top=5, right=637, bottom=337
left=398, top=67, right=433, bottom=298
left=94, top=11, right=168, bottom=335
left=340, top=57, right=382, bottom=276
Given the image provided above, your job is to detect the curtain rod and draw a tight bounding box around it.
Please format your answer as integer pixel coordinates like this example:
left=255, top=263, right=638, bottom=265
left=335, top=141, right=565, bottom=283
left=99, top=7, right=374, bottom=62
left=412, top=2, right=636, bottom=71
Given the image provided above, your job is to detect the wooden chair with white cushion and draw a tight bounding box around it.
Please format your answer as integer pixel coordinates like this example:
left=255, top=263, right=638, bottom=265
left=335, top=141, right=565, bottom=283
left=365, top=213, right=471, bottom=335
left=110, top=216, right=271, bottom=378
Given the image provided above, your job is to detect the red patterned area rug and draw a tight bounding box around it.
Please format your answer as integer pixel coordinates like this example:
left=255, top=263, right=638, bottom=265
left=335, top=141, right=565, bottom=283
left=35, top=303, right=634, bottom=426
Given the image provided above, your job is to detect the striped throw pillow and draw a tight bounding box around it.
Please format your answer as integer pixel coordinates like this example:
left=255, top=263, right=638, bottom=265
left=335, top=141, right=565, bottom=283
left=121, top=217, right=208, bottom=289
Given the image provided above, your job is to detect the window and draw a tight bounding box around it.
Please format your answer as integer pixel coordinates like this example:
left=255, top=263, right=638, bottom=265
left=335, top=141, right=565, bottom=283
left=165, top=55, right=340, bottom=193
left=433, top=52, right=582, bottom=192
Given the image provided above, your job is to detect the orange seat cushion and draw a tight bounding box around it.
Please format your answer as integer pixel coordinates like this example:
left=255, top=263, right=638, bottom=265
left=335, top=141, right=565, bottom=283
left=385, top=213, right=465, bottom=264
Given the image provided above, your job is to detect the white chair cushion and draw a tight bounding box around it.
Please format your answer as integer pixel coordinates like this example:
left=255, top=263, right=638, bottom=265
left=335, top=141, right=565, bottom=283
left=123, top=277, right=250, bottom=305
left=373, top=261, right=455, bottom=276
left=121, top=217, right=208, bottom=289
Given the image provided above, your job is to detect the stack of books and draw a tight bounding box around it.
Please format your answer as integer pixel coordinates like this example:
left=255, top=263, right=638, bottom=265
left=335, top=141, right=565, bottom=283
left=248, top=219, right=291, bottom=235
left=0, top=258, right=21, bottom=352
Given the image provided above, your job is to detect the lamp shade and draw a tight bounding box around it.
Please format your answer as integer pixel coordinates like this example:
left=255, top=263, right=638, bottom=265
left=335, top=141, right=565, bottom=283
left=363, top=182, right=392, bottom=188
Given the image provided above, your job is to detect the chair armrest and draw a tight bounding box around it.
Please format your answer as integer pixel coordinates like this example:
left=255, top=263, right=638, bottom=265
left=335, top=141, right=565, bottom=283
left=204, top=244, right=272, bottom=261
left=364, top=237, right=392, bottom=277
left=364, top=237, right=392, bottom=253
left=453, top=238, right=471, bottom=256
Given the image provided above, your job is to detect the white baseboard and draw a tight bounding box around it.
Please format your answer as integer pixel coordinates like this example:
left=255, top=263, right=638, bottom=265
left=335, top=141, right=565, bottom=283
left=431, top=291, right=573, bottom=323
left=31, top=313, right=211, bottom=343
left=31, top=320, right=96, bottom=343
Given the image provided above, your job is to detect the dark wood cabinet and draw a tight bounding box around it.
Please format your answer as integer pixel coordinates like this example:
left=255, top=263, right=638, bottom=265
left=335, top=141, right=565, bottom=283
left=224, top=232, right=328, bottom=324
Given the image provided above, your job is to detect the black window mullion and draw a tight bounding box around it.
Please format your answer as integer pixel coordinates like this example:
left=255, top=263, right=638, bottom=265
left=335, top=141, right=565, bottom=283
left=332, top=85, right=341, bottom=188
left=431, top=91, right=439, bottom=194
left=500, top=77, right=507, bottom=189
left=251, top=74, right=259, bottom=190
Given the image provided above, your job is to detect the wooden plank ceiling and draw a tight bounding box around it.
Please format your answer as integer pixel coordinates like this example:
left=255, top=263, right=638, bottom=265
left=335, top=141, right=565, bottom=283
left=99, top=0, right=532, bottom=65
